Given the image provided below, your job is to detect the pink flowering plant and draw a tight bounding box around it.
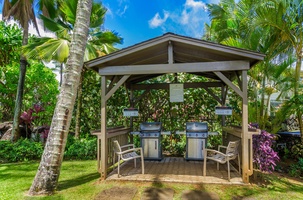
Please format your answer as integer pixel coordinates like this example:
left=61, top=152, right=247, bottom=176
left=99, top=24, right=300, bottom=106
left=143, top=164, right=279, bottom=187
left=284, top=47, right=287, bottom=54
left=20, top=104, right=49, bottom=140
left=250, top=123, right=280, bottom=173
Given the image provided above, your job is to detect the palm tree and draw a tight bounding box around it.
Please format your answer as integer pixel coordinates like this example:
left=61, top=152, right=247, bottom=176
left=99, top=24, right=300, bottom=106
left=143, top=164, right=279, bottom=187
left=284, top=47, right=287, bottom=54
left=23, top=0, right=122, bottom=138
left=253, top=0, right=303, bottom=143
left=28, top=0, right=93, bottom=195
left=205, top=0, right=294, bottom=129
left=24, top=0, right=122, bottom=138
left=2, top=0, right=55, bottom=141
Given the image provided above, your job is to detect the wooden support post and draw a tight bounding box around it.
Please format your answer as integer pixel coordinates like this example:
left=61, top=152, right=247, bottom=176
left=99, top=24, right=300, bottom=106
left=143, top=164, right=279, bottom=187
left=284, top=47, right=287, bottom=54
left=130, top=86, right=134, bottom=144
left=100, top=76, right=107, bottom=179
left=221, top=85, right=226, bottom=127
left=241, top=70, right=249, bottom=183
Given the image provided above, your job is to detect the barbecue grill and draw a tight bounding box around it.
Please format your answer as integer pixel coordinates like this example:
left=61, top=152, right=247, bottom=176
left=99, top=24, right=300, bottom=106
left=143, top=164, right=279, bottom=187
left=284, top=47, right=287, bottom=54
left=185, top=122, right=208, bottom=161
left=139, top=122, right=162, bottom=160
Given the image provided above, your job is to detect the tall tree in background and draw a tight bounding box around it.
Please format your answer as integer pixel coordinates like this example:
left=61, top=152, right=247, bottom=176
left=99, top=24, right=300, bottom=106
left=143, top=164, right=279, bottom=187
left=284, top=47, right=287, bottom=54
left=204, top=0, right=294, bottom=129
left=29, top=0, right=92, bottom=195
left=23, top=0, right=122, bottom=138
left=2, top=0, right=55, bottom=141
left=253, top=0, right=303, bottom=143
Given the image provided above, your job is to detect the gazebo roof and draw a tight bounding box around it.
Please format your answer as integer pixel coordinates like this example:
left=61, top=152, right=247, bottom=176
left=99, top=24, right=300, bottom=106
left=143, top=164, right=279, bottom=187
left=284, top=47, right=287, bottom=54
left=85, top=33, right=265, bottom=84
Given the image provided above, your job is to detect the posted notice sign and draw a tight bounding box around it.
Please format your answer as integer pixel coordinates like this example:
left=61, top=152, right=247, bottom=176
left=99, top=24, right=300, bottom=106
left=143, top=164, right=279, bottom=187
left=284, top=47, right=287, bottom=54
left=170, top=84, right=184, bottom=102
left=215, top=106, right=232, bottom=115
left=123, top=108, right=139, bottom=117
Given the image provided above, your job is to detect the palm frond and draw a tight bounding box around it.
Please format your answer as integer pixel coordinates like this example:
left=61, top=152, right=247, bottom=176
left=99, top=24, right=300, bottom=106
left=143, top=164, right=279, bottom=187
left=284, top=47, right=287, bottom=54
left=90, top=2, right=106, bottom=28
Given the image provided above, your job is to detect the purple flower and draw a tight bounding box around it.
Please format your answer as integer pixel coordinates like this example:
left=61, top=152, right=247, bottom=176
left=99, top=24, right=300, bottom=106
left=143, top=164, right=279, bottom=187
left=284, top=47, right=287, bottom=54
left=253, top=130, right=280, bottom=173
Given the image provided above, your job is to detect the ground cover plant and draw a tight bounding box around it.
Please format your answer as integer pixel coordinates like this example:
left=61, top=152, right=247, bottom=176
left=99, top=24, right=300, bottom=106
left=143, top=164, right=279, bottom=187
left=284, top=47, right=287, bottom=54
left=1, top=160, right=303, bottom=200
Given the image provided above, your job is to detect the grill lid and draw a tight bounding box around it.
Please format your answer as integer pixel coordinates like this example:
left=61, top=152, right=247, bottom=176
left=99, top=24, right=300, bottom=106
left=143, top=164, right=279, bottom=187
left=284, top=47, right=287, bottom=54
left=186, top=122, right=208, bottom=132
left=140, top=122, right=162, bottom=131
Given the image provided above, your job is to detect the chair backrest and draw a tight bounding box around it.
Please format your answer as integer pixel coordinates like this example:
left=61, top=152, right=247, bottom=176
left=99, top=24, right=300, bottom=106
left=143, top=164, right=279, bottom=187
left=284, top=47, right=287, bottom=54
left=113, top=140, right=122, bottom=153
left=226, top=140, right=240, bottom=158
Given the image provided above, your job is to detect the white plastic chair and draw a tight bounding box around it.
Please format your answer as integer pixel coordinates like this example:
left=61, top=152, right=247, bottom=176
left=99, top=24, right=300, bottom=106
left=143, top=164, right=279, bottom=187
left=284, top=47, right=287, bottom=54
left=113, top=140, right=144, bottom=177
left=203, top=140, right=240, bottom=181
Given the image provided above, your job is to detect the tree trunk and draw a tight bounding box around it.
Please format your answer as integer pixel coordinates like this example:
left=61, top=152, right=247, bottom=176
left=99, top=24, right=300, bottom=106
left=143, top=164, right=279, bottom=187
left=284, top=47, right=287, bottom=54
left=259, top=73, right=266, bottom=130
left=28, top=0, right=92, bottom=195
left=11, top=22, right=29, bottom=142
left=60, top=63, right=63, bottom=87
left=294, top=55, right=303, bottom=144
left=75, top=68, right=86, bottom=139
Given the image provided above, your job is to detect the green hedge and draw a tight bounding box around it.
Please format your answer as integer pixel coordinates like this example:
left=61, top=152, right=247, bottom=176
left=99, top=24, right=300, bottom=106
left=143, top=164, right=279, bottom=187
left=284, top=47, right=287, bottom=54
left=0, top=136, right=97, bottom=163
left=0, top=139, right=43, bottom=162
left=64, top=137, right=97, bottom=160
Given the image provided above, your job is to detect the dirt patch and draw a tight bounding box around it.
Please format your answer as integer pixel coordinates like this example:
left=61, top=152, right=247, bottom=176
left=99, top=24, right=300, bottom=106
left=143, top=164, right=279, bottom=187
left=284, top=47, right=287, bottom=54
left=94, top=186, right=137, bottom=200
left=181, top=190, right=220, bottom=200
left=141, top=188, right=174, bottom=200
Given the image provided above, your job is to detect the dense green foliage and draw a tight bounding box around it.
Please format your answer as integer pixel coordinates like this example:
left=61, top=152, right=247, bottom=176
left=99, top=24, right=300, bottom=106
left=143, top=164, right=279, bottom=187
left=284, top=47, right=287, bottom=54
left=0, top=21, right=22, bottom=67
left=64, top=135, right=97, bottom=160
left=0, top=22, right=59, bottom=123
left=0, top=22, right=22, bottom=121
left=0, top=139, right=43, bottom=162
left=0, top=62, right=59, bottom=124
left=288, top=158, right=303, bottom=178
left=205, top=0, right=303, bottom=144
left=0, top=135, right=97, bottom=162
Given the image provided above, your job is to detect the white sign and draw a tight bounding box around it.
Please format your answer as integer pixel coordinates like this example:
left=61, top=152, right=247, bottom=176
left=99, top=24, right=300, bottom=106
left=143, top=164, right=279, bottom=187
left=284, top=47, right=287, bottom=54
left=123, top=108, right=139, bottom=117
left=215, top=106, right=232, bottom=115
left=170, top=84, right=184, bottom=102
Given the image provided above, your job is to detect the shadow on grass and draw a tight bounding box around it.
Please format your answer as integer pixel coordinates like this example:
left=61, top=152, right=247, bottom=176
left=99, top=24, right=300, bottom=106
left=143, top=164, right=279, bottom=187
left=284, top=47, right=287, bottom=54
left=58, top=172, right=100, bottom=191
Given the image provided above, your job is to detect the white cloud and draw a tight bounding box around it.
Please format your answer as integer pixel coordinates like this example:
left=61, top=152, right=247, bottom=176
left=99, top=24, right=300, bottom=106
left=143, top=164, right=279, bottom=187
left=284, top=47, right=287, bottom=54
left=117, top=5, right=128, bottom=17
left=1, top=14, right=55, bottom=38
left=149, top=11, right=169, bottom=29
left=185, top=0, right=207, bottom=11
left=148, top=0, right=209, bottom=38
left=181, top=10, right=189, bottom=24
left=30, top=18, right=56, bottom=38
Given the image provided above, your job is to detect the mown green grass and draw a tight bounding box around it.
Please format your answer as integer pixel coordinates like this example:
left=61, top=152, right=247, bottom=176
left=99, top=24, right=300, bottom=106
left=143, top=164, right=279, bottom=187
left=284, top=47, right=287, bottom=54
left=1, top=160, right=303, bottom=200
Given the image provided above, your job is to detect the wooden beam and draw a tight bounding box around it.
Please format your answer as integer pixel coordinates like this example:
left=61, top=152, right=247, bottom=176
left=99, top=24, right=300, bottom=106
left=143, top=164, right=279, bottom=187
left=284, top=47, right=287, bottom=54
left=108, top=75, right=119, bottom=92
left=105, top=75, right=130, bottom=101
left=98, top=61, right=250, bottom=75
left=133, top=88, right=151, bottom=105
left=235, top=71, right=242, bottom=91
left=214, top=71, right=243, bottom=98
left=200, top=85, right=222, bottom=104
left=131, top=82, right=223, bottom=90
left=100, top=76, right=107, bottom=179
left=124, top=83, right=131, bottom=106
left=168, top=41, right=173, bottom=64
left=241, top=70, right=250, bottom=183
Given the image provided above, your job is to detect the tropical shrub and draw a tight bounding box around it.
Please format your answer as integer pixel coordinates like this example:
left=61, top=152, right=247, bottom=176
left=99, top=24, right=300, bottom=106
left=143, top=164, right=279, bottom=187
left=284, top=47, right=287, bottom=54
left=252, top=130, right=280, bottom=173
left=0, top=139, right=43, bottom=162
left=64, top=137, right=97, bottom=160
left=290, top=143, right=303, bottom=160
left=288, top=158, right=303, bottom=178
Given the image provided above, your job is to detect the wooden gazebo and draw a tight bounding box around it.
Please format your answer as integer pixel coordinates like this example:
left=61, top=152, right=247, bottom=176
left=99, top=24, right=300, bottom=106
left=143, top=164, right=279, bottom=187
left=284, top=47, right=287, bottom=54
left=85, top=33, right=265, bottom=183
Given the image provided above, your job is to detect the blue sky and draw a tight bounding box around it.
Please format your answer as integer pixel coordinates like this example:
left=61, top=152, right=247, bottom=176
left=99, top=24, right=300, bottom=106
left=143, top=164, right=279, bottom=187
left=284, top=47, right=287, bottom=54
left=101, top=0, right=219, bottom=48
left=0, top=0, right=219, bottom=48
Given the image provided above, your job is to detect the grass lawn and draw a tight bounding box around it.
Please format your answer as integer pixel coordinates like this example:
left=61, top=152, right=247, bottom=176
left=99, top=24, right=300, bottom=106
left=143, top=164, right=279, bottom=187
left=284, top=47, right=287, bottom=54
left=1, top=160, right=303, bottom=200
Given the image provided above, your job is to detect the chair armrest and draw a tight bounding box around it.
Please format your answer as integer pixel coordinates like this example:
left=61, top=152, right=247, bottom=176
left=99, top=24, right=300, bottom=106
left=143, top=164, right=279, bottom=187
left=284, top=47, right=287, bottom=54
left=120, top=144, right=135, bottom=149
left=218, top=145, right=227, bottom=151
left=116, top=147, right=142, bottom=155
left=204, top=149, right=227, bottom=158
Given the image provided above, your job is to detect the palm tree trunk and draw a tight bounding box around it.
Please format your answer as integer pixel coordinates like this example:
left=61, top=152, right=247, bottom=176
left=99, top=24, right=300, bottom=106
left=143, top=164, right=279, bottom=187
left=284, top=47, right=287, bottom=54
left=259, top=74, right=266, bottom=130
left=60, top=63, right=63, bottom=87
left=11, top=22, right=29, bottom=142
left=28, top=0, right=92, bottom=195
left=294, top=55, right=303, bottom=144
